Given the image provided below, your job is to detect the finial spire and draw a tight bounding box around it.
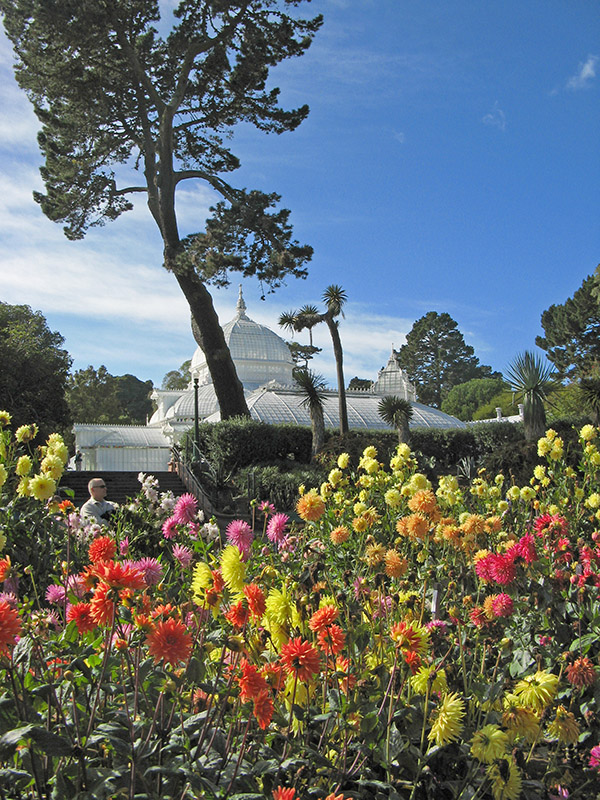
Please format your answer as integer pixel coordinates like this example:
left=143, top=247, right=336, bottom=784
left=236, top=285, right=247, bottom=317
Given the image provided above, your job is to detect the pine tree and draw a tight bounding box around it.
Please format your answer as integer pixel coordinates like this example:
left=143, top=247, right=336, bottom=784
left=1, top=0, right=321, bottom=418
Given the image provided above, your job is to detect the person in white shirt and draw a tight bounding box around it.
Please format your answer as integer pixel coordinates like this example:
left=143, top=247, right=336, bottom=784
left=80, top=477, right=116, bottom=525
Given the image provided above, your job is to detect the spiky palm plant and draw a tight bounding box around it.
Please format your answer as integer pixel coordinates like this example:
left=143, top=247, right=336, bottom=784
left=506, top=351, right=556, bottom=441
left=377, top=395, right=414, bottom=444
left=293, top=367, right=327, bottom=459
left=580, top=375, right=600, bottom=424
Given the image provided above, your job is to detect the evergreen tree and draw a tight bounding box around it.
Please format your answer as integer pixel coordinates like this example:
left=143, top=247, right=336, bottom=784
left=396, top=312, right=499, bottom=408
left=1, top=0, right=321, bottom=419
left=536, top=269, right=600, bottom=378
left=67, top=367, right=152, bottom=424
left=0, top=302, right=72, bottom=439
left=162, top=360, right=192, bottom=390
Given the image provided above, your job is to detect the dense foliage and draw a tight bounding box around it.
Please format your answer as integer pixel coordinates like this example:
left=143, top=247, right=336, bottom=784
left=395, top=313, right=500, bottom=408
left=2, top=411, right=600, bottom=799
left=441, top=378, right=508, bottom=422
left=536, top=269, right=600, bottom=379
left=67, top=366, right=153, bottom=424
left=0, top=302, right=72, bottom=440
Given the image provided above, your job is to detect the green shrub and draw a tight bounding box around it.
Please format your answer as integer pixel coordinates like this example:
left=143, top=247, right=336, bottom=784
left=238, top=463, right=326, bottom=511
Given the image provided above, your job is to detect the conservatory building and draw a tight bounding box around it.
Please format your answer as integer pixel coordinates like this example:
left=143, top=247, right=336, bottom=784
left=73, top=288, right=465, bottom=471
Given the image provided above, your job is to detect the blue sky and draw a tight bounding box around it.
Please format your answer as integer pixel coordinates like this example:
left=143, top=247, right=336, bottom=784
left=1, top=0, right=598, bottom=390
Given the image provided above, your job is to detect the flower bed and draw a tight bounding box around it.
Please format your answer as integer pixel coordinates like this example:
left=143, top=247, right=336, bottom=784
left=0, top=410, right=600, bottom=799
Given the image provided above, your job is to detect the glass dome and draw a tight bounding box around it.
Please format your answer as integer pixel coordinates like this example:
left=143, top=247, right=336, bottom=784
left=190, top=287, right=294, bottom=390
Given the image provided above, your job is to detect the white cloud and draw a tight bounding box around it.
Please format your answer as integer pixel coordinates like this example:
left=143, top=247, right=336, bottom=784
left=481, top=101, right=506, bottom=132
left=566, top=55, right=598, bottom=90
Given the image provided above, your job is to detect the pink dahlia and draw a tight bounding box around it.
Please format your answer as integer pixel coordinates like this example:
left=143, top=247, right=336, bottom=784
left=133, top=558, right=163, bottom=586
left=267, top=513, right=289, bottom=545
left=589, top=744, right=600, bottom=770
left=172, top=544, right=193, bottom=568
left=517, top=533, right=537, bottom=564
left=45, top=584, right=67, bottom=606
left=162, top=516, right=179, bottom=540
left=488, top=552, right=517, bottom=585
left=173, top=493, right=198, bottom=525
left=226, top=519, right=254, bottom=557
left=491, top=593, right=514, bottom=617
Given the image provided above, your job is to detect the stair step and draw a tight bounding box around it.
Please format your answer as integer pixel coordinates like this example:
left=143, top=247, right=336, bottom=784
left=60, top=470, right=188, bottom=508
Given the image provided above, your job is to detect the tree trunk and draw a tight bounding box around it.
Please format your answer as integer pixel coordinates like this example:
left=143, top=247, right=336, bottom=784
left=326, top=317, right=349, bottom=434
left=310, top=406, right=325, bottom=460
left=172, top=267, right=250, bottom=419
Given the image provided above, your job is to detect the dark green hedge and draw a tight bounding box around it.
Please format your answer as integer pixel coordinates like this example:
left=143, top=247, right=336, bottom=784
left=186, top=417, right=591, bottom=506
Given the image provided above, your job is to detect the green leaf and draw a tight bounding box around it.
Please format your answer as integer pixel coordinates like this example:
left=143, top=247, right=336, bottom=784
left=0, top=724, right=36, bottom=757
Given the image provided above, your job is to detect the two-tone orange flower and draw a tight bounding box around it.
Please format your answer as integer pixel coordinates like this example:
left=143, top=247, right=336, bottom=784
left=296, top=491, right=325, bottom=522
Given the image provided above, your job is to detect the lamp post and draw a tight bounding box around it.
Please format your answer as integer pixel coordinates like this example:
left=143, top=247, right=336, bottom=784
left=193, top=377, right=200, bottom=460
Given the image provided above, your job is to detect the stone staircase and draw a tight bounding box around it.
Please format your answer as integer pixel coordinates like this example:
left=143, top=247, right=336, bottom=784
left=59, top=470, right=188, bottom=508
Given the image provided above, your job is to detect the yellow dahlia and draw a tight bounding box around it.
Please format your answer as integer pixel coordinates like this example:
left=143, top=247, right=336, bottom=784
left=220, top=546, right=246, bottom=593
left=0, top=411, right=11, bottom=426
left=30, top=474, right=56, bottom=501
left=41, top=454, right=64, bottom=480
left=15, top=424, right=38, bottom=443
left=487, top=756, right=522, bottom=800
left=502, top=694, right=540, bottom=743
left=410, top=666, right=447, bottom=695
left=15, top=455, right=32, bottom=477
left=546, top=705, right=580, bottom=745
left=513, top=670, right=558, bottom=712
left=428, top=692, right=465, bottom=747
left=470, top=724, right=509, bottom=763
left=265, top=586, right=295, bottom=626
left=337, top=452, right=350, bottom=469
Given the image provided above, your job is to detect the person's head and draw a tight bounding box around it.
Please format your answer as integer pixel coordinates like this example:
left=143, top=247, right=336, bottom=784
left=88, top=477, right=107, bottom=500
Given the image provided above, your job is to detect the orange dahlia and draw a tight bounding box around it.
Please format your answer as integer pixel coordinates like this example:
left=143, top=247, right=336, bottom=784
left=0, top=600, right=21, bottom=655
left=406, top=513, right=429, bottom=540
left=272, top=789, right=296, bottom=800
left=66, top=602, right=96, bottom=634
left=408, top=489, right=438, bottom=515
left=309, top=604, right=339, bottom=633
left=384, top=549, right=408, bottom=578
left=253, top=688, right=274, bottom=730
left=280, top=637, right=321, bottom=682
left=146, top=617, right=192, bottom=666
left=330, top=525, right=350, bottom=545
left=390, top=620, right=430, bottom=656
left=88, top=536, right=117, bottom=564
left=225, top=600, right=250, bottom=629
left=91, top=560, right=146, bottom=590
left=296, top=491, right=325, bottom=522
left=316, top=624, right=346, bottom=656
left=90, top=583, right=116, bottom=625
left=243, top=583, right=266, bottom=620
left=566, top=656, right=596, bottom=689
left=237, top=658, right=269, bottom=702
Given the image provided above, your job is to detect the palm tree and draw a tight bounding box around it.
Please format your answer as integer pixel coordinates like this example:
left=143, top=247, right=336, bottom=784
left=322, top=285, right=349, bottom=435
left=377, top=395, right=414, bottom=444
left=506, top=351, right=557, bottom=441
left=293, top=367, right=327, bottom=460
left=279, top=307, right=321, bottom=367
left=279, top=287, right=349, bottom=434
